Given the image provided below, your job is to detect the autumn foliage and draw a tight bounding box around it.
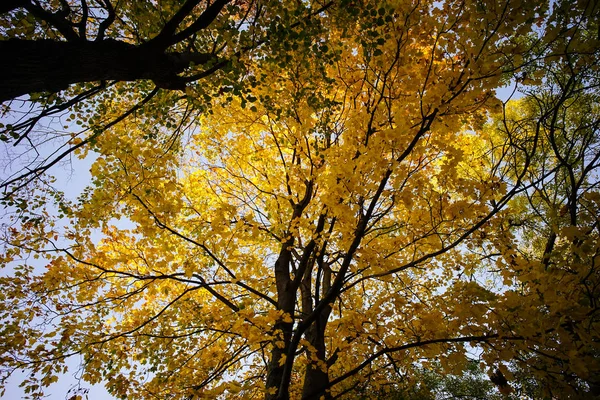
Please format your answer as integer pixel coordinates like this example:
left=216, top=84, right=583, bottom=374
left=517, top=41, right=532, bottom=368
left=1, top=0, right=600, bottom=399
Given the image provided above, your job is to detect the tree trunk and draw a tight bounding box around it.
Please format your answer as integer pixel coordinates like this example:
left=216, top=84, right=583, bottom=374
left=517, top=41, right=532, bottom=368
left=265, top=322, right=293, bottom=400
left=301, top=309, right=332, bottom=400
left=301, top=263, right=332, bottom=400
left=265, top=239, right=296, bottom=400
left=265, top=187, right=314, bottom=399
left=0, top=39, right=213, bottom=102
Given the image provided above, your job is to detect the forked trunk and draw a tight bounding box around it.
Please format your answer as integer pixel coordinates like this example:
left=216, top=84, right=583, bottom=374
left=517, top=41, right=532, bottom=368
left=301, top=307, right=332, bottom=400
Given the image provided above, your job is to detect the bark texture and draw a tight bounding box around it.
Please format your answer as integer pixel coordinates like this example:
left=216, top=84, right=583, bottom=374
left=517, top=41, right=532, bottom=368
left=0, top=39, right=212, bottom=102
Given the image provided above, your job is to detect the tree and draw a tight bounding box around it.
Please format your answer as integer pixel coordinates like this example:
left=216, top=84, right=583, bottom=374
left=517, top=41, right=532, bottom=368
left=369, top=360, right=515, bottom=400
left=1, top=0, right=599, bottom=399
left=477, top=24, right=600, bottom=396
left=0, top=0, right=331, bottom=197
left=0, top=0, right=325, bottom=99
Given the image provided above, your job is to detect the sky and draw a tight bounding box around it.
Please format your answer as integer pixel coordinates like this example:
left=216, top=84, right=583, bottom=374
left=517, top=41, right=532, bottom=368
left=1, top=102, right=115, bottom=399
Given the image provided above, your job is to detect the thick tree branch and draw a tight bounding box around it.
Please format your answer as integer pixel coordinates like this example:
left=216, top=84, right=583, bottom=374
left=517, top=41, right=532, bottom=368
left=95, top=0, right=115, bottom=41
left=148, top=0, right=204, bottom=48
left=0, top=0, right=24, bottom=14
left=166, top=0, right=233, bottom=47
left=23, top=0, right=79, bottom=41
left=0, top=39, right=214, bottom=102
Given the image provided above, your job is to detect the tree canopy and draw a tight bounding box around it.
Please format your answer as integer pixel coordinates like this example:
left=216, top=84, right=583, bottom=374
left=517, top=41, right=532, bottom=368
left=1, top=0, right=600, bottom=399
